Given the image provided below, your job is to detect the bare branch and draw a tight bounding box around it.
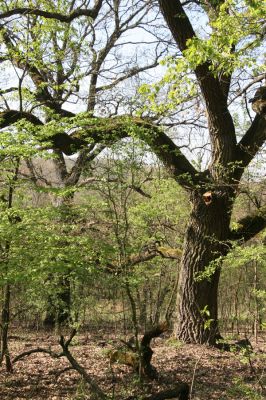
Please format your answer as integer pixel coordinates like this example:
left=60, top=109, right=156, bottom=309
left=96, top=59, right=161, bottom=93
left=228, top=74, right=266, bottom=105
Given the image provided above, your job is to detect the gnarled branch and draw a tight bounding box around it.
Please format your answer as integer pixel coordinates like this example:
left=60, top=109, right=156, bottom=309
left=1, top=111, right=204, bottom=188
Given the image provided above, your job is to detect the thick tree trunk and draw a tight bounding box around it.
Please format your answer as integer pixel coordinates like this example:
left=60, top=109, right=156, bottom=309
left=175, top=189, right=233, bottom=344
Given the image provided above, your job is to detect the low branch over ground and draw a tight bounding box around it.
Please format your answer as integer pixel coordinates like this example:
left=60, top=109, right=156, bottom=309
left=12, top=347, right=62, bottom=363
left=12, top=330, right=107, bottom=400
left=12, top=327, right=189, bottom=399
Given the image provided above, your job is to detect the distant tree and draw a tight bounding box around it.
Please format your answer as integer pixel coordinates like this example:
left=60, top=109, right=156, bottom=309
left=0, top=0, right=265, bottom=343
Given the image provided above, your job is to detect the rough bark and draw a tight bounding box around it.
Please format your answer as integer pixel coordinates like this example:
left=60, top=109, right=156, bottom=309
left=175, top=189, right=234, bottom=344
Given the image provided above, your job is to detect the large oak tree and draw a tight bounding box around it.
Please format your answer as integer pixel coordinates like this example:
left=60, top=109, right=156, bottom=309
left=0, top=0, right=265, bottom=343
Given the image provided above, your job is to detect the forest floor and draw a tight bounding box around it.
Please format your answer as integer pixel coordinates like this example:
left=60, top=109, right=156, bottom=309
left=0, top=329, right=265, bottom=400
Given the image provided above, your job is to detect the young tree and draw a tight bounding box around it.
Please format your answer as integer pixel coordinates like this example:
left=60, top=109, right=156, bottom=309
left=0, top=0, right=265, bottom=344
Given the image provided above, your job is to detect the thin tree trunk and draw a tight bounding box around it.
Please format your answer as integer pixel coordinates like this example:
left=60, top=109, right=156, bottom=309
left=0, top=283, right=13, bottom=372
left=0, top=160, right=19, bottom=371
left=253, top=261, right=259, bottom=343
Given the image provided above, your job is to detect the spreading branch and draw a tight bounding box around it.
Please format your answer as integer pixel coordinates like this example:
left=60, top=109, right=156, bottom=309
left=128, top=244, right=182, bottom=268
left=104, top=242, right=182, bottom=274
left=68, top=116, right=203, bottom=187
left=0, top=111, right=205, bottom=188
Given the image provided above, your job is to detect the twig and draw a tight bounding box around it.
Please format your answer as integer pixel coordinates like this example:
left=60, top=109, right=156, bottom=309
left=228, top=74, right=265, bottom=105
left=190, top=355, right=201, bottom=400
